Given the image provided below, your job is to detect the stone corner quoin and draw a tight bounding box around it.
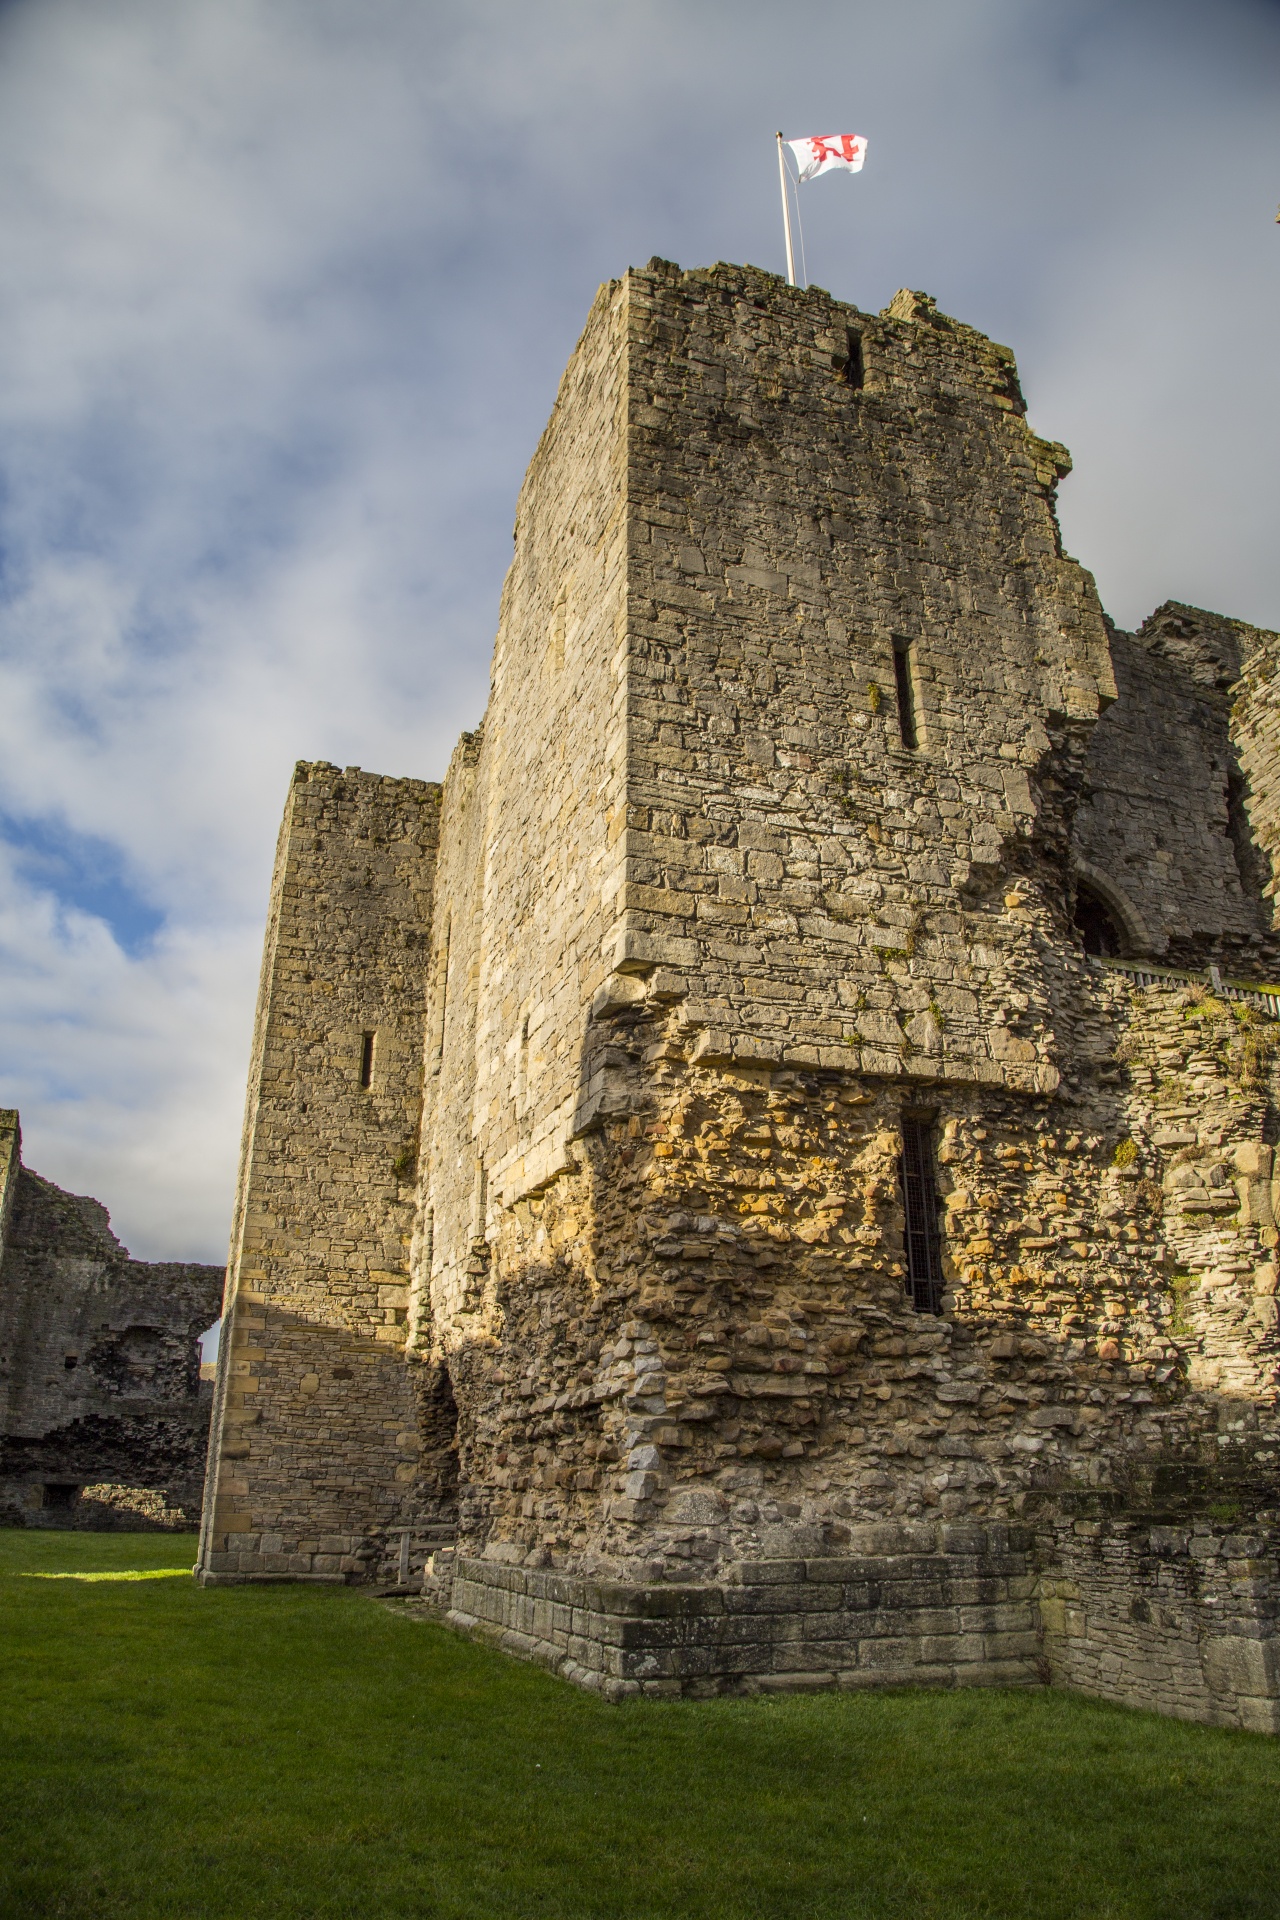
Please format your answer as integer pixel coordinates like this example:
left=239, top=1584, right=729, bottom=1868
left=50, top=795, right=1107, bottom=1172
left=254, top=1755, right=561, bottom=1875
left=196, top=259, right=1280, bottom=1734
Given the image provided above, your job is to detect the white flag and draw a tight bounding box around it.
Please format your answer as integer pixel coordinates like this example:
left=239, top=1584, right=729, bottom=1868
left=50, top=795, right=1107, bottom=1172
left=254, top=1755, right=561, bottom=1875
left=786, top=134, right=867, bottom=183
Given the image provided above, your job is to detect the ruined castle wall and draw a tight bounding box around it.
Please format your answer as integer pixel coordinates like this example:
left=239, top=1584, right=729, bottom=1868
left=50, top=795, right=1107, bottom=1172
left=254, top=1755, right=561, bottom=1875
left=444, top=961, right=1280, bottom=1722
left=411, top=274, right=1276, bottom=1627
left=198, top=762, right=439, bottom=1582
left=201, top=261, right=1279, bottom=1730
left=605, top=263, right=1115, bottom=1093
left=0, top=1122, right=222, bottom=1526
left=1072, top=625, right=1268, bottom=964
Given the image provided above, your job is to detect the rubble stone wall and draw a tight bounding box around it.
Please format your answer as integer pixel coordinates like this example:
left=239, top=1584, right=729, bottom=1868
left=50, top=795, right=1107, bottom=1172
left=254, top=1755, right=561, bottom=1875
left=1073, top=614, right=1272, bottom=965
left=198, top=763, right=440, bottom=1582
left=0, top=1113, right=222, bottom=1526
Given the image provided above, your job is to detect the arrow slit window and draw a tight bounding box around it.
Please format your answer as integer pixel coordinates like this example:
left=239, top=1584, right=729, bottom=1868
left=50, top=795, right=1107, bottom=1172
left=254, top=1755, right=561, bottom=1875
left=893, top=636, right=919, bottom=750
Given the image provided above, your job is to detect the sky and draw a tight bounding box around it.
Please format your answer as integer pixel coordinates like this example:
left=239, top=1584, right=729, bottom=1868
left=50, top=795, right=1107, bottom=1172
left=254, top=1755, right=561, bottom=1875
left=0, top=0, right=1277, bottom=1268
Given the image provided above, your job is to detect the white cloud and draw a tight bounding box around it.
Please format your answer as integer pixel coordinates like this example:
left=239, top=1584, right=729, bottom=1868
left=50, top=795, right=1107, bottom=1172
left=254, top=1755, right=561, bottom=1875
left=0, top=0, right=1276, bottom=1256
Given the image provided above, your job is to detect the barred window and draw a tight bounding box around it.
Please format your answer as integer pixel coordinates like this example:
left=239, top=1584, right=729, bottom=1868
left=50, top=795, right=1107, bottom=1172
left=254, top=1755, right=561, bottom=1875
left=899, top=1116, right=944, bottom=1314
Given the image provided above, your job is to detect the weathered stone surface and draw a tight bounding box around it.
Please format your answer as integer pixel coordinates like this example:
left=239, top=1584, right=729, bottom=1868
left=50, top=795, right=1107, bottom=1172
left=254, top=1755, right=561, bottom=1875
left=1074, top=603, right=1276, bottom=965
left=196, top=763, right=441, bottom=1577
left=0, top=1111, right=222, bottom=1526
left=196, top=261, right=1280, bottom=1731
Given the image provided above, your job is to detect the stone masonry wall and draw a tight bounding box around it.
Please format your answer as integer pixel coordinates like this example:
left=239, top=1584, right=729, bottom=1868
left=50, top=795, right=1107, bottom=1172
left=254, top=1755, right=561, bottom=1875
left=198, top=764, right=439, bottom=1582
left=1072, top=605, right=1277, bottom=966
left=604, top=263, right=1115, bottom=1095
left=412, top=272, right=1277, bottom=1719
left=449, top=1524, right=1038, bottom=1701
left=0, top=1112, right=222, bottom=1526
left=200, top=261, right=1280, bottom=1728
left=1037, top=1513, right=1280, bottom=1735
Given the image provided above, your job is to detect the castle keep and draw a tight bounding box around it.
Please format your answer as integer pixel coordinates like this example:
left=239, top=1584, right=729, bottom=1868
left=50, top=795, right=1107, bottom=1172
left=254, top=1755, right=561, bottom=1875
left=197, top=261, right=1280, bottom=1730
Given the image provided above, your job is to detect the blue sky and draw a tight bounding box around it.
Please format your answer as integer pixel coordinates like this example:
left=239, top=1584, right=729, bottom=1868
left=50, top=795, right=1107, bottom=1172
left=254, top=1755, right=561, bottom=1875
left=0, top=0, right=1277, bottom=1261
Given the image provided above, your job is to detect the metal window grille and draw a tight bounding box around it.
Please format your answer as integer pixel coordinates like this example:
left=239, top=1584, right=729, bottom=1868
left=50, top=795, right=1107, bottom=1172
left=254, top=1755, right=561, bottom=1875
left=899, top=1117, right=944, bottom=1314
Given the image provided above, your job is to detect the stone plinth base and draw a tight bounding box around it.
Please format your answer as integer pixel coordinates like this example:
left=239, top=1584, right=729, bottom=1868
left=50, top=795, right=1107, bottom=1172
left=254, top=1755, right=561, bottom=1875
left=448, top=1525, right=1040, bottom=1701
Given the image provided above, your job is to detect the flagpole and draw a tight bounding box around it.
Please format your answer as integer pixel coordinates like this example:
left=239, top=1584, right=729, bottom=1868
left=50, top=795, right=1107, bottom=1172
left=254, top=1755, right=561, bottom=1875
left=776, top=132, right=797, bottom=287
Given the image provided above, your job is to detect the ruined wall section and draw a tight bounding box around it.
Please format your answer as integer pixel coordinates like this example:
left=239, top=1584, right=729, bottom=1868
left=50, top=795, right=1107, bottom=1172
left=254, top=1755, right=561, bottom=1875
left=1072, top=604, right=1277, bottom=965
left=446, top=962, right=1280, bottom=1720
left=598, top=262, right=1114, bottom=1098
left=0, top=1137, right=221, bottom=1525
left=198, top=762, right=439, bottom=1583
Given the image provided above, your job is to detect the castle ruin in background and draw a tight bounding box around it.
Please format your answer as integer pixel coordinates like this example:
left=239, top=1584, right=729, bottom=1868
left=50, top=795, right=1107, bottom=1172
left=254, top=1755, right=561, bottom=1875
left=197, top=261, right=1280, bottom=1731
left=0, top=1110, right=223, bottom=1528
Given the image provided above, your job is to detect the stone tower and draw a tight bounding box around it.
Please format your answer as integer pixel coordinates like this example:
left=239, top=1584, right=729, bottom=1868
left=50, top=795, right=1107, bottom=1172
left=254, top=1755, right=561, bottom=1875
left=198, top=261, right=1280, bottom=1732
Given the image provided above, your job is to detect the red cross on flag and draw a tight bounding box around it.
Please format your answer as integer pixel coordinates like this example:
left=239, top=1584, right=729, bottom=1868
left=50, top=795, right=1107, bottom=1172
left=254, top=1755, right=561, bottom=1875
left=786, top=134, right=868, bottom=182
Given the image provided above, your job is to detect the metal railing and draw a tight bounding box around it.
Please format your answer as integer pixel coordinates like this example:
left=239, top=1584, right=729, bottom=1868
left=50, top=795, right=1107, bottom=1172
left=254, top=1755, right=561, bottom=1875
left=1097, top=955, right=1280, bottom=1022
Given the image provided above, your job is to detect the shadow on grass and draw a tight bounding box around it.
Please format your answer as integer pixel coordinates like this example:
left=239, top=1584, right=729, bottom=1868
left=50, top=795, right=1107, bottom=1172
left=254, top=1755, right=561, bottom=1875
left=1, top=1529, right=1277, bottom=1919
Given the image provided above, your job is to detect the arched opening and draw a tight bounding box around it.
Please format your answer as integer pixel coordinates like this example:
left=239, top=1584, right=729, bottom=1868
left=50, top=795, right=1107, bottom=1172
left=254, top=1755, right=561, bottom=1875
left=1074, top=882, right=1123, bottom=958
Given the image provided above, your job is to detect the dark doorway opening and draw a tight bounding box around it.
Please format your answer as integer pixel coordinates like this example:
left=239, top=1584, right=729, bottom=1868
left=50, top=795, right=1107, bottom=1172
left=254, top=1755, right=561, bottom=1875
left=414, top=1362, right=460, bottom=1524
left=41, top=1483, right=80, bottom=1511
left=1074, top=883, right=1123, bottom=957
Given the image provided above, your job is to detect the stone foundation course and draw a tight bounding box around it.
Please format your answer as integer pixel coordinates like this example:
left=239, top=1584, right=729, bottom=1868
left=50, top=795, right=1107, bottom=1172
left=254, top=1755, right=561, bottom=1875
left=448, top=1524, right=1039, bottom=1701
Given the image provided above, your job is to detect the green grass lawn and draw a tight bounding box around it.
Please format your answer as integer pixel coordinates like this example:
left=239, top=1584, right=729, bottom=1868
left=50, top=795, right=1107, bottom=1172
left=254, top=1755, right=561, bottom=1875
left=2, top=1531, right=1279, bottom=1919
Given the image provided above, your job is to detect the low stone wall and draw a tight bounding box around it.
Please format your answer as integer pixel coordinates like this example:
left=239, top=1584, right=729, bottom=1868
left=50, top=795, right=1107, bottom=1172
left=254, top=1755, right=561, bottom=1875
left=448, top=1524, right=1040, bottom=1701
left=1, top=1482, right=202, bottom=1531
left=1037, top=1515, right=1280, bottom=1734
left=197, top=1527, right=371, bottom=1583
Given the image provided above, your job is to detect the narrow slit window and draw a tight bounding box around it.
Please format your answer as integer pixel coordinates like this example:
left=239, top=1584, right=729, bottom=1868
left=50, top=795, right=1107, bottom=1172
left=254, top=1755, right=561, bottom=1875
left=359, top=1031, right=376, bottom=1090
left=516, top=1013, right=531, bottom=1113
left=845, top=328, right=864, bottom=390
left=899, top=1117, right=944, bottom=1315
left=892, top=637, right=919, bottom=749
